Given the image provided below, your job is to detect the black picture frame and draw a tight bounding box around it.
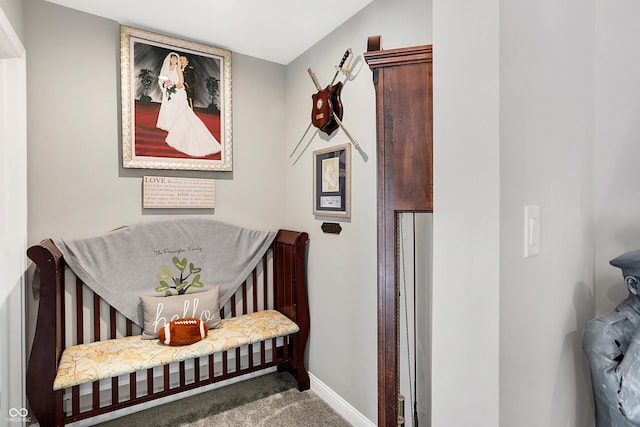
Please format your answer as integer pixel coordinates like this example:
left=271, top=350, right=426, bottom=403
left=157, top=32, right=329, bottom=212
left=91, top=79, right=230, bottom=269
left=313, top=144, right=351, bottom=217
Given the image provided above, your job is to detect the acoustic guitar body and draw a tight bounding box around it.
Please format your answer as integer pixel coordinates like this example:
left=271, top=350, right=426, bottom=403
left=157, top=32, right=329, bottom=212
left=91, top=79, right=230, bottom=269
left=311, top=82, right=344, bottom=135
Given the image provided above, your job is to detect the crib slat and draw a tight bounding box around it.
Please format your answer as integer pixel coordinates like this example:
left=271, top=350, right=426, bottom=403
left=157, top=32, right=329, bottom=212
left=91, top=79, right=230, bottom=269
left=284, top=336, right=289, bottom=359
left=92, top=381, right=99, bottom=410
left=130, top=372, right=136, bottom=400
left=179, top=361, right=186, bottom=387
left=222, top=350, right=228, bottom=375
left=73, top=281, right=82, bottom=416
left=194, top=358, right=201, bottom=384
left=242, top=282, right=247, bottom=315
left=147, top=369, right=153, bottom=395
left=76, top=279, right=83, bottom=345
left=93, top=293, right=100, bottom=341
left=112, top=377, right=118, bottom=404
left=209, top=354, right=214, bottom=380
left=230, top=295, right=236, bottom=317
left=253, top=269, right=258, bottom=313
left=263, top=256, right=269, bottom=310
left=72, top=385, right=80, bottom=416
left=163, top=365, right=170, bottom=391
left=110, top=307, right=117, bottom=339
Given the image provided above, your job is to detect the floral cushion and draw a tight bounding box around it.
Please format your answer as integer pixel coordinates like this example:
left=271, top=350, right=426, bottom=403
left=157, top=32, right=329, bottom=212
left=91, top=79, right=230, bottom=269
left=53, top=310, right=299, bottom=391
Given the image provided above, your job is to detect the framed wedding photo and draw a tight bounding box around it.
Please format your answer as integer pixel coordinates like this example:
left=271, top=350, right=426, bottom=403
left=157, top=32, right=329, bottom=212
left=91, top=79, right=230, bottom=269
left=313, top=143, right=351, bottom=217
left=120, top=25, right=232, bottom=171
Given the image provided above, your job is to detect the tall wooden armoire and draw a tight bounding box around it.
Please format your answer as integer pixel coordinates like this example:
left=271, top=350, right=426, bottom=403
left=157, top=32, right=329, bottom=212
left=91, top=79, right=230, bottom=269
left=364, top=36, right=433, bottom=426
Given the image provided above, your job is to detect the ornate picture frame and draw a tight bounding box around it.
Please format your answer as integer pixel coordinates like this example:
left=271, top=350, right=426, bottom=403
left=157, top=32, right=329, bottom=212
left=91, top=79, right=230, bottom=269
left=120, top=25, right=232, bottom=171
left=313, top=143, right=351, bottom=217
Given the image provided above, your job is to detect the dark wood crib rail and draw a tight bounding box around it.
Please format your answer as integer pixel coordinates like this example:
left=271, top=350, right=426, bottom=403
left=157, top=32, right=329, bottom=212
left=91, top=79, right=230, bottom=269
left=26, top=229, right=309, bottom=427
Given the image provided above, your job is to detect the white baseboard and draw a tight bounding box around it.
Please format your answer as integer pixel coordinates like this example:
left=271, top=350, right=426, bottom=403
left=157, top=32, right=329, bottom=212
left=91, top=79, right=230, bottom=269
left=309, top=372, right=375, bottom=427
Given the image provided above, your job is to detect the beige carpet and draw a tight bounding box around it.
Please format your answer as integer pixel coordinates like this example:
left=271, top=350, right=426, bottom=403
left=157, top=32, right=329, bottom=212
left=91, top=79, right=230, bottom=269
left=95, top=371, right=352, bottom=427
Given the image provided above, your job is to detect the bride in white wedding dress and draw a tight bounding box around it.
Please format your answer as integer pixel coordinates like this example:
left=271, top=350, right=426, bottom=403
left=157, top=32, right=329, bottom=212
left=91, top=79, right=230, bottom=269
left=156, top=52, right=222, bottom=157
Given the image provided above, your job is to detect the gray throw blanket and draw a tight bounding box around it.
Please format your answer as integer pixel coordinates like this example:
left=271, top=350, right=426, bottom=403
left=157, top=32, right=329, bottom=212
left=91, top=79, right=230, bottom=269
left=53, top=218, right=277, bottom=327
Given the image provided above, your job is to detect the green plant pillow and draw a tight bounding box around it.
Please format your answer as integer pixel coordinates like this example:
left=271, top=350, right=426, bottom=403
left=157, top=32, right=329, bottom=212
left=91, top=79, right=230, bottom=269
left=140, top=287, right=221, bottom=339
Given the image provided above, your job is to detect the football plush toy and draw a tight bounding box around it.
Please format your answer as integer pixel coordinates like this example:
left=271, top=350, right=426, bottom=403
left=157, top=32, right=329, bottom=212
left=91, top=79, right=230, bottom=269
left=158, top=318, right=209, bottom=346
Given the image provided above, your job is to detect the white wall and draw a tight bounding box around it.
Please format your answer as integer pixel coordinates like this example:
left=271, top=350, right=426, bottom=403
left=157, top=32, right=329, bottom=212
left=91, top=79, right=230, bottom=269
left=0, top=0, right=21, bottom=39
left=0, top=0, right=25, bottom=306
left=0, top=2, right=27, bottom=425
left=594, top=0, right=640, bottom=316
left=431, top=1, right=500, bottom=425
left=284, top=0, right=430, bottom=422
left=499, top=1, right=596, bottom=426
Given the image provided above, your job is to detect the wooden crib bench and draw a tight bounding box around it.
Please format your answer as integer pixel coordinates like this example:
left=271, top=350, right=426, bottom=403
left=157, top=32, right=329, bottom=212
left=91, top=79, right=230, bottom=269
left=26, top=228, right=310, bottom=427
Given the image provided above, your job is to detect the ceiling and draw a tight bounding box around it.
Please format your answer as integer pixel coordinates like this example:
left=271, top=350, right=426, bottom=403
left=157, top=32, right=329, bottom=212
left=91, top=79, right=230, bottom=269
left=43, top=0, right=374, bottom=65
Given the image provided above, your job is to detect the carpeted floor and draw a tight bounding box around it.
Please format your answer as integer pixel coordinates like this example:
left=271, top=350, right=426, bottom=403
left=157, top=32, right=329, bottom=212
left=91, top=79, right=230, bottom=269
left=95, top=372, right=352, bottom=427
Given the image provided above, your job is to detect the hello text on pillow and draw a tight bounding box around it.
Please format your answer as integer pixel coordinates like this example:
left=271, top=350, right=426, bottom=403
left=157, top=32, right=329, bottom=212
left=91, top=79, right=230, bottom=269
left=140, top=286, right=222, bottom=339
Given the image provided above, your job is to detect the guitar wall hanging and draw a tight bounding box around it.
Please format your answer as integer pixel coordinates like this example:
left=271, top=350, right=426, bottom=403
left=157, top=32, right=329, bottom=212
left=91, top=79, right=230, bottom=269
left=290, top=49, right=360, bottom=158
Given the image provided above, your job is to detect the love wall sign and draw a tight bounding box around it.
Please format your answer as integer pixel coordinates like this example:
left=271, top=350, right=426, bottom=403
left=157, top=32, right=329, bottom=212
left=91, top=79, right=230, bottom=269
left=143, top=176, right=215, bottom=209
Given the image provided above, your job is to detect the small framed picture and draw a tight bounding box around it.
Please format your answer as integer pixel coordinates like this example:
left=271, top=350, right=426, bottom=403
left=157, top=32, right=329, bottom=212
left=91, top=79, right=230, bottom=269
left=313, top=144, right=351, bottom=217
left=120, top=25, right=232, bottom=171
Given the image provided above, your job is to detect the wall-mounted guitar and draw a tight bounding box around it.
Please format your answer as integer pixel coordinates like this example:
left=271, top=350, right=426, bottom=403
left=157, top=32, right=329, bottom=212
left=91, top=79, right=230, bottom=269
left=290, top=49, right=360, bottom=158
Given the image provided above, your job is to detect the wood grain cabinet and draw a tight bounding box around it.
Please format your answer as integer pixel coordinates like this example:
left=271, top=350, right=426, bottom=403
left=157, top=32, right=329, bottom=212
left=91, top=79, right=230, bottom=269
left=364, top=35, right=433, bottom=427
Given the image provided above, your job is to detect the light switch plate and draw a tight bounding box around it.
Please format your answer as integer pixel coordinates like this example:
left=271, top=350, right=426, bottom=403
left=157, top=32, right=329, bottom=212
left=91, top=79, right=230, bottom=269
left=524, top=205, right=540, bottom=258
